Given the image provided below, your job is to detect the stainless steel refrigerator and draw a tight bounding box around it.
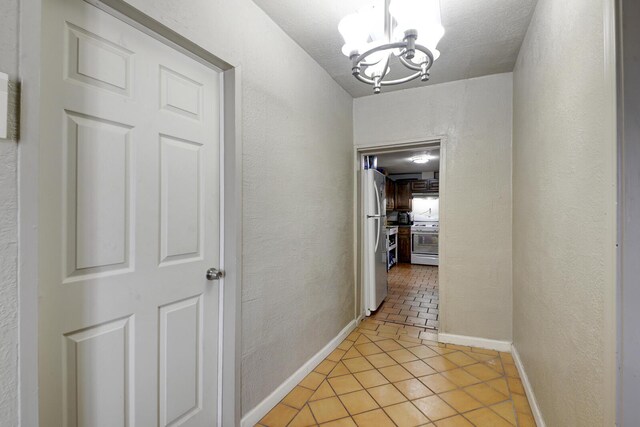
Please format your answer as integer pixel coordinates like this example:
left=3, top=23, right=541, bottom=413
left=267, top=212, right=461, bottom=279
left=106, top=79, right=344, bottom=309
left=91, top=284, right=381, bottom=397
left=363, top=169, right=388, bottom=315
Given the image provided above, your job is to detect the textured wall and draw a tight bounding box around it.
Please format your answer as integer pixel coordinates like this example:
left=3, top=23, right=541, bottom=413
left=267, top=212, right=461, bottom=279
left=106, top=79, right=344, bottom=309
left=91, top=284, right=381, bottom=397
left=354, top=73, right=513, bottom=341
left=115, top=0, right=355, bottom=416
left=512, top=0, right=616, bottom=425
left=0, top=0, right=20, bottom=425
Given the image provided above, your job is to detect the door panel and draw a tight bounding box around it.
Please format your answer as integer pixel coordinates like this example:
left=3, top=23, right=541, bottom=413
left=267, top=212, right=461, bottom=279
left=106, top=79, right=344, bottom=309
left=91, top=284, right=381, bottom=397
left=65, top=111, right=133, bottom=277
left=39, top=1, right=221, bottom=425
left=159, top=296, right=203, bottom=426
left=395, top=181, right=412, bottom=211
left=63, top=316, right=133, bottom=427
left=65, top=22, right=134, bottom=96
left=160, top=135, right=203, bottom=264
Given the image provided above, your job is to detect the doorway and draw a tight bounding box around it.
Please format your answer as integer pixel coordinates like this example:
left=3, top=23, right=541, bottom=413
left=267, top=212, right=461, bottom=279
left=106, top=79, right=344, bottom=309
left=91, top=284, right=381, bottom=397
left=357, top=140, right=443, bottom=340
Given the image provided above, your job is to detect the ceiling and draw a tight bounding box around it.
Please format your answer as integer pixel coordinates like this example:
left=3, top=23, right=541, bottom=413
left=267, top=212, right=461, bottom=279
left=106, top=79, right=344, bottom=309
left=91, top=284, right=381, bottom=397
left=252, top=0, right=537, bottom=97
left=376, top=148, right=440, bottom=174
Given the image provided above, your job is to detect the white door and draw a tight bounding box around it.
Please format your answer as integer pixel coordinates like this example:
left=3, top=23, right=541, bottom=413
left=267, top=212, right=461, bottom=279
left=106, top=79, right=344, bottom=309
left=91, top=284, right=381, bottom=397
left=38, top=0, right=221, bottom=425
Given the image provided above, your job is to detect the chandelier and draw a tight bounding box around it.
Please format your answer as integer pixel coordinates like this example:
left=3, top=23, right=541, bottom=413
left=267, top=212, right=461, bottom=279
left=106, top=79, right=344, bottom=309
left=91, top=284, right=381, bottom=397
left=338, top=0, right=444, bottom=94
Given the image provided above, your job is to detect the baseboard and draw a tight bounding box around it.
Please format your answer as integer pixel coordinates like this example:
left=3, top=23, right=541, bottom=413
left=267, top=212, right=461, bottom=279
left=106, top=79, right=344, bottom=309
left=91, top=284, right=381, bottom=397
left=437, top=333, right=512, bottom=352
left=511, top=345, right=546, bottom=427
left=240, top=318, right=358, bottom=427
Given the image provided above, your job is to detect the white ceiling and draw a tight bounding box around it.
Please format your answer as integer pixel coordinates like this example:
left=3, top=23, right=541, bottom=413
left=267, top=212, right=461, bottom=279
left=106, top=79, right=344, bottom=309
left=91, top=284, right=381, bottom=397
left=252, top=0, right=537, bottom=97
left=377, top=148, right=440, bottom=174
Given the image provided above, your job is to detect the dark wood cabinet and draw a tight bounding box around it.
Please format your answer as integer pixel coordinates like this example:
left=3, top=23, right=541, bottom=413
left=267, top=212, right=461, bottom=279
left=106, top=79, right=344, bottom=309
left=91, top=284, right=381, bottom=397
left=385, top=178, right=395, bottom=211
left=395, top=181, right=412, bottom=211
left=410, top=179, right=439, bottom=193
left=398, top=227, right=411, bottom=263
left=410, top=180, right=428, bottom=192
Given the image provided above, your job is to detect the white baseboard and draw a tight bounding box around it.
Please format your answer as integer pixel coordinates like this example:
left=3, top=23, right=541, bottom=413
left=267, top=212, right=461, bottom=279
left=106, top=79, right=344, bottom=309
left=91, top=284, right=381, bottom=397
left=240, top=319, right=358, bottom=427
left=511, top=345, right=546, bottom=427
left=437, top=333, right=512, bottom=352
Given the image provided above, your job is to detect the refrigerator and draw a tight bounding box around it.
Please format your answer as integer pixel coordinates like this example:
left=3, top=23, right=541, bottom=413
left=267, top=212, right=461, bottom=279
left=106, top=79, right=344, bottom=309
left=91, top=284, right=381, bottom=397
left=363, top=169, right=388, bottom=314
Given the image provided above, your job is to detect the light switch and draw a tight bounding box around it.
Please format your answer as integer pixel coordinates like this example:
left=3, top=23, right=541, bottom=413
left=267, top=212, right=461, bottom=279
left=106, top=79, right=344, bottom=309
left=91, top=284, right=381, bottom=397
left=0, top=72, right=8, bottom=139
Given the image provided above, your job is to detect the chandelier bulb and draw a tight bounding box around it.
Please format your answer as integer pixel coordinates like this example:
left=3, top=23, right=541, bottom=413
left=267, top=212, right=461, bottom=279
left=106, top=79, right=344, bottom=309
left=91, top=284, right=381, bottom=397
left=420, top=63, right=430, bottom=81
left=373, top=76, right=382, bottom=94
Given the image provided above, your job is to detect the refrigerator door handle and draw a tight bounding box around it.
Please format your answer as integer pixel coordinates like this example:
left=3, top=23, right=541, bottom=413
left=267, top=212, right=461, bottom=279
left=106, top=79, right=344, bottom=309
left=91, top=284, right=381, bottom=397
left=373, top=178, right=382, bottom=217
left=373, top=217, right=380, bottom=253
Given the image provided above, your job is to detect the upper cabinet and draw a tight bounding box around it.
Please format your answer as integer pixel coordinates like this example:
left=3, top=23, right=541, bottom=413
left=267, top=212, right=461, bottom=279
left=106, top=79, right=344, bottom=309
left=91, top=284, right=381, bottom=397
left=385, top=178, right=395, bottom=211
left=410, top=179, right=439, bottom=194
left=395, top=181, right=412, bottom=211
left=410, top=180, right=428, bottom=192
left=385, top=178, right=439, bottom=213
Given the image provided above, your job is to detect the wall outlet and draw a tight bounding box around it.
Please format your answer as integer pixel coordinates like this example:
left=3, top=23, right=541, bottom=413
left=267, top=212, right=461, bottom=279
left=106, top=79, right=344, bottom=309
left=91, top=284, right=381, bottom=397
left=0, top=72, right=7, bottom=139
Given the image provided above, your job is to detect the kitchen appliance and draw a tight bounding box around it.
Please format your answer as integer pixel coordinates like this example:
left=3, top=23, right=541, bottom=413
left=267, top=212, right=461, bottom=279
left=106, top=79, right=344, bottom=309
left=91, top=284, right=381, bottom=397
left=398, top=212, right=413, bottom=225
left=411, top=221, right=439, bottom=265
left=363, top=169, right=388, bottom=314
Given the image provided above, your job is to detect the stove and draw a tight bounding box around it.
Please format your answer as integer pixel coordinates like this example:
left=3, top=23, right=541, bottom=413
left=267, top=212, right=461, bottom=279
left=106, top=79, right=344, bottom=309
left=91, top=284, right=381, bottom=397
left=411, top=221, right=439, bottom=265
left=411, top=221, right=439, bottom=233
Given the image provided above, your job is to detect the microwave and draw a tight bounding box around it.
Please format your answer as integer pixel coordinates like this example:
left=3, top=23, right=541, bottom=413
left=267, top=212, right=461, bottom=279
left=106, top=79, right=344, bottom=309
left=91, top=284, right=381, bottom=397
left=398, top=212, right=413, bottom=225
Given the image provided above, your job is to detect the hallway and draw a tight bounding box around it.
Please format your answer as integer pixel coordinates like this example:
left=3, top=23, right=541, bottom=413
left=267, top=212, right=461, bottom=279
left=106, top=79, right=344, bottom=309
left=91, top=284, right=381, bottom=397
left=371, top=264, right=439, bottom=331
left=258, top=318, right=535, bottom=426
left=0, top=0, right=622, bottom=425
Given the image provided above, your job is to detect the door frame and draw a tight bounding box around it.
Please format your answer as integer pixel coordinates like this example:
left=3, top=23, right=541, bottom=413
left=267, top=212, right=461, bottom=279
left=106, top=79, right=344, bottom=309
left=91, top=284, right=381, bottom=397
left=616, top=0, right=638, bottom=424
left=18, top=0, right=243, bottom=425
left=353, top=137, right=446, bottom=333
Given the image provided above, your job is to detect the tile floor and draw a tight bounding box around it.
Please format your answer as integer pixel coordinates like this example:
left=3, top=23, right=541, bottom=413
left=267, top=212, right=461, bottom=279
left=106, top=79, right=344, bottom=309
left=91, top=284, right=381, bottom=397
left=371, top=264, right=439, bottom=330
left=256, top=318, right=536, bottom=427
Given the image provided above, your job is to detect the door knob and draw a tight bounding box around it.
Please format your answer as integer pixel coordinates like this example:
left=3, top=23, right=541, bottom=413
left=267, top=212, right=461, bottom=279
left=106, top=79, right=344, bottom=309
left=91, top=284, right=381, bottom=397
left=206, top=268, right=224, bottom=280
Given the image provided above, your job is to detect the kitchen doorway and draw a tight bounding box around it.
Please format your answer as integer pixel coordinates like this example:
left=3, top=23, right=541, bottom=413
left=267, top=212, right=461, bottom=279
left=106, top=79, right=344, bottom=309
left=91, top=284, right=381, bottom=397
left=356, top=139, right=445, bottom=340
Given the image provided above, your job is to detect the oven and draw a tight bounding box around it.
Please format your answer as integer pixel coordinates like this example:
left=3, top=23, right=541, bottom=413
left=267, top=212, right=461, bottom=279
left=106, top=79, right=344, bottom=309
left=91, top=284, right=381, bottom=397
left=411, top=225, right=439, bottom=265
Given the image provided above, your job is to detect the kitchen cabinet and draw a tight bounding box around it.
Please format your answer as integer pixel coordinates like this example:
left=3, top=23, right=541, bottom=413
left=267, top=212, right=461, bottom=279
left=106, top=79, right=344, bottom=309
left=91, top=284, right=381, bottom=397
left=395, top=181, right=412, bottom=211
left=410, top=180, right=428, bottom=192
left=385, top=178, right=395, bottom=211
left=398, top=226, right=411, bottom=263
left=410, top=179, right=439, bottom=193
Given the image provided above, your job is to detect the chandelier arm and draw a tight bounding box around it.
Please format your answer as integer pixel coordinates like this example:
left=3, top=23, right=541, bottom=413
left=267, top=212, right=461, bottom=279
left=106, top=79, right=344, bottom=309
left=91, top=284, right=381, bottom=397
left=354, top=41, right=407, bottom=65
left=398, top=45, right=435, bottom=71
left=353, top=72, right=377, bottom=85
left=379, top=71, right=422, bottom=86
left=399, top=55, right=422, bottom=71
left=380, top=51, right=392, bottom=80
left=352, top=61, right=422, bottom=87
left=351, top=41, right=437, bottom=92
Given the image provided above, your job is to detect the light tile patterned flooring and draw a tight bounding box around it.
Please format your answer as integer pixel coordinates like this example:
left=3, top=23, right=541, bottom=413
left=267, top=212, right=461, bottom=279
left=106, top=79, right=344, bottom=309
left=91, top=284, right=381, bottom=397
left=371, top=264, right=439, bottom=330
left=257, top=318, right=536, bottom=427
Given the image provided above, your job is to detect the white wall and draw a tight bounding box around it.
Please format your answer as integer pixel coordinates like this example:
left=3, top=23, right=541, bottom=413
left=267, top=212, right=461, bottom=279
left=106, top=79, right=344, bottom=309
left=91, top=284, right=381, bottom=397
left=0, top=0, right=19, bottom=424
left=354, top=73, right=513, bottom=341
left=512, top=0, right=617, bottom=424
left=6, top=0, right=355, bottom=420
